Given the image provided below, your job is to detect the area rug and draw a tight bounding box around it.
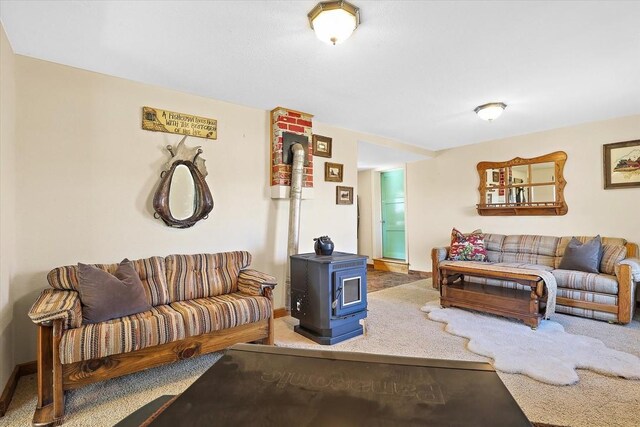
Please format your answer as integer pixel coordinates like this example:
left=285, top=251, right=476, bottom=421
left=421, top=301, right=640, bottom=385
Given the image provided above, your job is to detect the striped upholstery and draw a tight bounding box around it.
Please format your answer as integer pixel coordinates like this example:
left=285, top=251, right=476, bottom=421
left=59, top=305, right=185, bottom=364
left=552, top=270, right=618, bottom=295
left=555, top=305, right=617, bottom=322
left=502, top=235, right=559, bottom=267
left=28, top=289, right=82, bottom=329
left=503, top=235, right=559, bottom=256
left=557, top=288, right=618, bottom=306
left=238, top=269, right=277, bottom=296
left=484, top=234, right=506, bottom=262
left=165, top=252, right=252, bottom=302
left=600, top=245, right=627, bottom=275
left=484, top=234, right=506, bottom=252
left=170, top=293, right=272, bottom=337
left=47, top=257, right=169, bottom=306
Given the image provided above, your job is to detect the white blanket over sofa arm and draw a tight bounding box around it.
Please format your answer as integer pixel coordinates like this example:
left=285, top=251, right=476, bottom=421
left=618, top=258, right=640, bottom=282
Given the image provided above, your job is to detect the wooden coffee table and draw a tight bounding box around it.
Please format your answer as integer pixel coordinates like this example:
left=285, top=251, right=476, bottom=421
left=439, top=264, right=546, bottom=329
left=142, top=344, right=531, bottom=426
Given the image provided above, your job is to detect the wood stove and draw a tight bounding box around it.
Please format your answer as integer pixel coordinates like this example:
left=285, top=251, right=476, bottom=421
left=290, top=252, right=367, bottom=345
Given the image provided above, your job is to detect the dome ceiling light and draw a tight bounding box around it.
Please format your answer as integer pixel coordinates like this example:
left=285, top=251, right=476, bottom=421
left=474, top=102, right=507, bottom=121
left=308, top=1, right=360, bottom=45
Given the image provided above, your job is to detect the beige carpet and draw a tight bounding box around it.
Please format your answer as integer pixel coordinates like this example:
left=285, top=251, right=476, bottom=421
left=3, top=279, right=639, bottom=426
left=275, top=280, right=640, bottom=427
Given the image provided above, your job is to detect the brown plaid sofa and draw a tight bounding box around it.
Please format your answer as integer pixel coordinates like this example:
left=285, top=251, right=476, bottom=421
left=28, top=251, right=276, bottom=426
left=432, top=235, right=640, bottom=324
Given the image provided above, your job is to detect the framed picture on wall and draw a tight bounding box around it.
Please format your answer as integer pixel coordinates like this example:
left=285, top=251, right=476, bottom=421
left=336, top=186, right=354, bottom=205
left=325, top=162, right=344, bottom=182
left=312, top=134, right=332, bottom=158
left=603, top=139, right=640, bottom=189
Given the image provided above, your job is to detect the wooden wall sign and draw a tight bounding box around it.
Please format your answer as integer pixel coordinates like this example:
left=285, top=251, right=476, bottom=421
left=142, top=107, right=217, bottom=140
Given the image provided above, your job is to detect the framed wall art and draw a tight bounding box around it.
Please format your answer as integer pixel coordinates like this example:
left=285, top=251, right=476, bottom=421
left=603, top=139, right=640, bottom=189
left=324, top=162, right=344, bottom=182
left=312, top=134, right=332, bottom=158
left=336, top=186, right=354, bottom=205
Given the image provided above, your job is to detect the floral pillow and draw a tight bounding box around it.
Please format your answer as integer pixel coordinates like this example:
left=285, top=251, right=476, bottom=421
left=447, top=228, right=488, bottom=262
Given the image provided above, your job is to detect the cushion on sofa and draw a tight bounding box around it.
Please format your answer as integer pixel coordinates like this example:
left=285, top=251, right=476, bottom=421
left=77, top=260, right=152, bottom=324
left=165, top=252, right=252, bottom=302
left=555, top=236, right=628, bottom=274
left=558, top=236, right=602, bottom=274
left=600, top=245, right=627, bottom=275
left=170, top=292, right=272, bottom=337
left=483, top=234, right=506, bottom=262
left=551, top=269, right=618, bottom=295
left=447, top=228, right=488, bottom=262
left=501, top=235, right=559, bottom=267
left=47, top=256, right=170, bottom=306
left=59, top=305, right=186, bottom=364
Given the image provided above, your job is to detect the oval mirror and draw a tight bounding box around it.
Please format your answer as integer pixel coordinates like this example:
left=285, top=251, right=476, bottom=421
left=153, top=138, right=214, bottom=228
left=169, top=164, right=196, bottom=220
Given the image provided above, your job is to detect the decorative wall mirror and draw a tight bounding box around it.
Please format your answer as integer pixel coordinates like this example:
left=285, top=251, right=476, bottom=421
left=477, top=151, right=568, bottom=216
left=153, top=136, right=214, bottom=228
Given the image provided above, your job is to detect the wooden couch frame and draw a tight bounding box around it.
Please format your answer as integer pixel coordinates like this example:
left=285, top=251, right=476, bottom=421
left=33, top=288, right=274, bottom=426
left=431, top=242, right=638, bottom=325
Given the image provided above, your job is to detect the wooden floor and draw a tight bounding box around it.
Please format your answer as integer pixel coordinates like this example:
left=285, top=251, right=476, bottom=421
left=366, top=268, right=428, bottom=293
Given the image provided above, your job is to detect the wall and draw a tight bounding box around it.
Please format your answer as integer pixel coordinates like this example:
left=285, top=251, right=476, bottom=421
left=10, top=55, right=385, bottom=364
left=357, top=169, right=374, bottom=262
left=0, top=24, right=17, bottom=389
left=406, top=115, right=640, bottom=272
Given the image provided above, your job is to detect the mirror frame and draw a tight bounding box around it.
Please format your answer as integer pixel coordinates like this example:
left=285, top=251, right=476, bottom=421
left=476, top=151, right=568, bottom=216
left=153, top=138, right=214, bottom=228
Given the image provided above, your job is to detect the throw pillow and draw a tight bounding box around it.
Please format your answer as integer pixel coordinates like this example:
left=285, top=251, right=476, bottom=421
left=448, top=228, right=488, bottom=262
left=558, top=235, right=602, bottom=274
left=77, top=259, right=151, bottom=324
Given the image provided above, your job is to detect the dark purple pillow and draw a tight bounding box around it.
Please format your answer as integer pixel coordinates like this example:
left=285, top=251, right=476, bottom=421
left=77, top=259, right=151, bottom=324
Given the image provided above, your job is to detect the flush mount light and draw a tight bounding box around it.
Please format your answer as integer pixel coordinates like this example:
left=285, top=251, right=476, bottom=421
left=308, top=1, right=360, bottom=45
left=474, top=102, right=507, bottom=121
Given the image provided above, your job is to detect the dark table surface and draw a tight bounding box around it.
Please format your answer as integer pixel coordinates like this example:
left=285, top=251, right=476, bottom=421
left=150, top=344, right=531, bottom=427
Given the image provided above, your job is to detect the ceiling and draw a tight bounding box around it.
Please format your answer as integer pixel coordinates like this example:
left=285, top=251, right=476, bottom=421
left=357, top=141, right=429, bottom=170
left=1, top=1, right=640, bottom=152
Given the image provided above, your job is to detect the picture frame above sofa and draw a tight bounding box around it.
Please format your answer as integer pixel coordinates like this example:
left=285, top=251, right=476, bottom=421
left=603, top=139, right=640, bottom=189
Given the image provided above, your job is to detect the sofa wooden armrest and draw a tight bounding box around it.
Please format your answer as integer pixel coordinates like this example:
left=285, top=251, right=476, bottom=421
left=431, top=247, right=449, bottom=290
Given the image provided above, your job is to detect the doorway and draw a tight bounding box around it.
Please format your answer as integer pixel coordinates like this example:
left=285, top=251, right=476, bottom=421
left=380, top=169, right=406, bottom=260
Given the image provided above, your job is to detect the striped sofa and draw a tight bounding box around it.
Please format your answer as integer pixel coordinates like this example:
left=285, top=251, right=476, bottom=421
left=28, top=251, right=276, bottom=426
left=432, top=235, right=640, bottom=324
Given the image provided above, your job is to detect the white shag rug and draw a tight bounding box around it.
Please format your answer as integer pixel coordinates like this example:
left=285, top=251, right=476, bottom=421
left=421, top=300, right=640, bottom=385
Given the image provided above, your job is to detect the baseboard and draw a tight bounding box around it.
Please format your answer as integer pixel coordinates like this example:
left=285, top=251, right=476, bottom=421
left=373, top=258, right=409, bottom=274
left=0, top=361, right=37, bottom=417
left=273, top=308, right=289, bottom=318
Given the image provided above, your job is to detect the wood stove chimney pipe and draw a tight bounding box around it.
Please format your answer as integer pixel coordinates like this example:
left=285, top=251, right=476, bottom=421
left=285, top=143, right=306, bottom=311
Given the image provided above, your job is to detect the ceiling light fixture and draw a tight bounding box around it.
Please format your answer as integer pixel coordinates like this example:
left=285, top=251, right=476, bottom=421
left=308, top=1, right=360, bottom=45
left=474, top=102, right=507, bottom=121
